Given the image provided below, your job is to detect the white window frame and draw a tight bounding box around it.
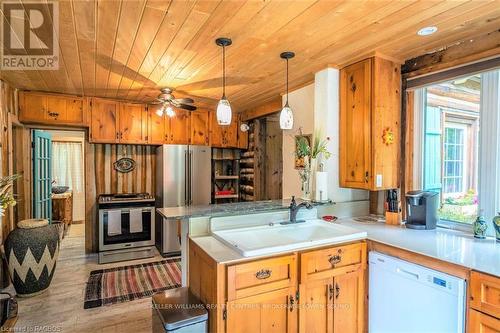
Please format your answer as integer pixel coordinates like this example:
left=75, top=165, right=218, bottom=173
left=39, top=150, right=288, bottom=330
left=442, top=122, right=468, bottom=197
left=413, top=70, right=500, bottom=236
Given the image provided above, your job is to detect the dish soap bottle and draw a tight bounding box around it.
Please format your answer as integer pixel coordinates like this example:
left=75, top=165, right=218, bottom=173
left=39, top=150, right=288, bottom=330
left=493, top=212, right=500, bottom=242
left=473, top=211, right=488, bottom=239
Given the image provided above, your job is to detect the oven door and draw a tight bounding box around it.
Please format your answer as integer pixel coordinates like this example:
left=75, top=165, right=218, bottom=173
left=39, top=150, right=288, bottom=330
left=99, top=206, right=155, bottom=251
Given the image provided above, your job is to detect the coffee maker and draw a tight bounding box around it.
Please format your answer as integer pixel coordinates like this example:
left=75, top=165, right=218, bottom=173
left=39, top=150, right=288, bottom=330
left=405, top=191, right=439, bottom=230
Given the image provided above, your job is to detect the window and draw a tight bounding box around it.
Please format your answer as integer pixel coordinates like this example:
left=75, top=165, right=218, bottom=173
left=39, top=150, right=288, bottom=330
left=414, top=70, right=499, bottom=235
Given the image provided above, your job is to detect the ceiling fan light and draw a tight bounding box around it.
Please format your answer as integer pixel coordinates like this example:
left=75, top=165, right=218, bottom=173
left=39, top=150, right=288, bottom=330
left=166, top=106, right=175, bottom=117
left=216, top=97, right=232, bottom=125
left=279, top=103, right=293, bottom=130
left=156, top=107, right=164, bottom=117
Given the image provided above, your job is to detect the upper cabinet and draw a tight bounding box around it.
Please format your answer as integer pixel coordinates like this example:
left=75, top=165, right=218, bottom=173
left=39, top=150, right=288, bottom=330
left=339, top=56, right=401, bottom=190
left=147, top=105, right=191, bottom=145
left=190, top=109, right=210, bottom=146
left=19, top=92, right=86, bottom=126
left=90, top=98, right=147, bottom=144
left=209, top=111, right=240, bottom=148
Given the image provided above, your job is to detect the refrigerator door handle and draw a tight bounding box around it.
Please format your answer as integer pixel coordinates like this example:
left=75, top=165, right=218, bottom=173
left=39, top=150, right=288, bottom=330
left=184, top=150, right=188, bottom=206
left=189, top=150, right=193, bottom=205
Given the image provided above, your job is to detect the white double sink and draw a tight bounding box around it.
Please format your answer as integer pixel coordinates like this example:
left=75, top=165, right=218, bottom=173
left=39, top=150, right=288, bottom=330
left=212, top=219, right=367, bottom=257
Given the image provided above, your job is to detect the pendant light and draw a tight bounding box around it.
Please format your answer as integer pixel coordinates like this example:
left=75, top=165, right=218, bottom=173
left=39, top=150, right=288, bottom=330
left=280, top=51, right=295, bottom=130
left=215, top=37, right=232, bottom=125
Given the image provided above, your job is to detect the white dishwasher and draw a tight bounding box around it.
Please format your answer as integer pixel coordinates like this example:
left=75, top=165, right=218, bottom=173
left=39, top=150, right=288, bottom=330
left=369, top=251, right=466, bottom=333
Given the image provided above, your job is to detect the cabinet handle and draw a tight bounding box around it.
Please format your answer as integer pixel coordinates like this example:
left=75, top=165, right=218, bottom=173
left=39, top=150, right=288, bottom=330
left=328, top=253, right=342, bottom=266
left=255, top=269, right=272, bottom=280
left=329, top=284, right=334, bottom=300
left=289, top=294, right=295, bottom=312
left=335, top=283, right=340, bottom=299
left=365, top=171, right=369, bottom=183
left=116, top=133, right=119, bottom=140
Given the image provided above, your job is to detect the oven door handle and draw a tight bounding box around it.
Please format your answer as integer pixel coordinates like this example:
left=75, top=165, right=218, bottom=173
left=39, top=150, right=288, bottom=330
left=100, top=208, right=153, bottom=214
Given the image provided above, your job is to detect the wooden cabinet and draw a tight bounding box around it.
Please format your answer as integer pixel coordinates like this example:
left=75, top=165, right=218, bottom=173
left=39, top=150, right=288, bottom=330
left=190, top=109, right=210, bottom=146
left=119, top=102, right=148, bottom=143
left=90, top=98, right=119, bottom=143
left=147, top=105, right=191, bottom=145
left=299, top=243, right=366, bottom=333
left=90, top=98, right=147, bottom=144
left=469, top=309, right=500, bottom=333
left=339, top=56, right=400, bottom=190
left=210, top=111, right=239, bottom=148
left=169, top=109, right=190, bottom=144
left=189, top=239, right=367, bottom=333
left=227, top=286, right=297, bottom=333
left=19, top=92, right=85, bottom=126
left=470, top=271, right=500, bottom=331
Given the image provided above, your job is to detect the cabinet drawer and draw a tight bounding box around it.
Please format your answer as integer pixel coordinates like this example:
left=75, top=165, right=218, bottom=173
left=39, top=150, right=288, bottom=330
left=227, top=254, right=297, bottom=301
left=300, top=242, right=366, bottom=282
left=470, top=271, right=500, bottom=319
left=469, top=309, right=500, bottom=332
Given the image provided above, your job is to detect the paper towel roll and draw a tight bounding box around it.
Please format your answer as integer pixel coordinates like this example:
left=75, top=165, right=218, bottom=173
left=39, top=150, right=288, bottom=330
left=315, top=171, right=328, bottom=202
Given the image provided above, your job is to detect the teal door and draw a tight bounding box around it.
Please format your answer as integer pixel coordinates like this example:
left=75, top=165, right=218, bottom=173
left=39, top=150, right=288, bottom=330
left=423, top=103, right=442, bottom=195
left=33, top=130, right=52, bottom=222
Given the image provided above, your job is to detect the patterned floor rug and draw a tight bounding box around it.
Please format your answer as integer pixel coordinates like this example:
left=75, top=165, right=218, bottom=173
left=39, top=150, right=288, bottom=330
left=84, top=258, right=181, bottom=309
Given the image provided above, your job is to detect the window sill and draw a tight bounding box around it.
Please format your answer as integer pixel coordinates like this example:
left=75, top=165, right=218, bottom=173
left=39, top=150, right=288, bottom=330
left=437, top=219, right=473, bottom=233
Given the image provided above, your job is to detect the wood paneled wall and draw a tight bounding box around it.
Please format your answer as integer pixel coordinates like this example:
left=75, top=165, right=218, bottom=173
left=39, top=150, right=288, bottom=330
left=93, top=144, right=156, bottom=195
left=85, top=143, right=157, bottom=252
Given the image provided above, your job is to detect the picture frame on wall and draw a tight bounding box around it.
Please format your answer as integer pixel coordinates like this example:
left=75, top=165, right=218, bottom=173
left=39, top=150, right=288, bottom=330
left=294, top=134, right=311, bottom=170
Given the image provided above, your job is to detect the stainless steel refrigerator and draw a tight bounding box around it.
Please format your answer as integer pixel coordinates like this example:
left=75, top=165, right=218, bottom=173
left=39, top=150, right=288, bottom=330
left=155, top=145, right=211, bottom=256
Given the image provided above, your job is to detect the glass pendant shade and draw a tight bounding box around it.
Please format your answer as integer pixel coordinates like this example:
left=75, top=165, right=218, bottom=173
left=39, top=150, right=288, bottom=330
left=165, top=106, right=175, bottom=117
left=279, top=103, right=294, bottom=129
left=216, top=97, right=232, bottom=125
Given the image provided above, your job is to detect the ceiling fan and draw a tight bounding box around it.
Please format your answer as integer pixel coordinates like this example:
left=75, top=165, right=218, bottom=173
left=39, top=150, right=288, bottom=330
left=151, top=87, right=196, bottom=117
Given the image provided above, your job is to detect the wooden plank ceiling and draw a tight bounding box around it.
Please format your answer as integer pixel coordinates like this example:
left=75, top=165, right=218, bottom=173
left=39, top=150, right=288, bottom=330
left=1, top=0, right=499, bottom=111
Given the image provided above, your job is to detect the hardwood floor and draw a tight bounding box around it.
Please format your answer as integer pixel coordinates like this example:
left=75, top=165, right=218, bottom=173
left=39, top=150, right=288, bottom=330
left=14, top=224, right=168, bottom=333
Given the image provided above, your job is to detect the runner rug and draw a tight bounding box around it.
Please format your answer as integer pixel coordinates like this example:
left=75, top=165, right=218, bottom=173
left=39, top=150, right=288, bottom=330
left=84, top=258, right=181, bottom=309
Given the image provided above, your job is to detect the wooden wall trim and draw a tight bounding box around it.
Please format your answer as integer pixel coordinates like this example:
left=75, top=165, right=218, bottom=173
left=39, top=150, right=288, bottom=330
left=402, top=29, right=500, bottom=79
left=240, top=97, right=282, bottom=122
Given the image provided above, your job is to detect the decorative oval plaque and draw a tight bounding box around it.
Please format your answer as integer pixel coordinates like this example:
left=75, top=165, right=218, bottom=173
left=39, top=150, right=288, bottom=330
left=113, top=157, right=136, bottom=173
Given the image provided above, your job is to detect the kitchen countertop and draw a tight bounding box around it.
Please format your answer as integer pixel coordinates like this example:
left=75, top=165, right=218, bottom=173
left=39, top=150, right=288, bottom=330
left=156, top=199, right=333, bottom=220
left=190, top=218, right=500, bottom=277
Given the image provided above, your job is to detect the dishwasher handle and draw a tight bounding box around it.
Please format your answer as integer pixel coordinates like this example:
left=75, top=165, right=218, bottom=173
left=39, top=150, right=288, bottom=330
left=397, top=267, right=419, bottom=280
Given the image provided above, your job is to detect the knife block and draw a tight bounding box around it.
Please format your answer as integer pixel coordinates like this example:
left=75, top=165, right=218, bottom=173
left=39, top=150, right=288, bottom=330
left=385, top=211, right=402, bottom=225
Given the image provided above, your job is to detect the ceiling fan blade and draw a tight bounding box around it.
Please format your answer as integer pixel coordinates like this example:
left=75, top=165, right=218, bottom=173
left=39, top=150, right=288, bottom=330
left=177, top=103, right=197, bottom=111
left=172, top=97, right=194, bottom=104
left=150, top=99, right=163, bottom=105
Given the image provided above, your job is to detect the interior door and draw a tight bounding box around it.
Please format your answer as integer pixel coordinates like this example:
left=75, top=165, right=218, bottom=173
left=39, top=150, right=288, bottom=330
left=32, top=130, right=52, bottom=221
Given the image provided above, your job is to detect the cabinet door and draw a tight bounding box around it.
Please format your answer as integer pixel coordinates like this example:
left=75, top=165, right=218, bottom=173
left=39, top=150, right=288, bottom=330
left=339, top=59, right=372, bottom=189
left=210, top=111, right=224, bottom=147
left=299, top=278, right=333, bottom=333
left=148, top=105, right=168, bottom=144
left=226, top=286, right=297, bottom=333
left=64, top=97, right=85, bottom=124
left=46, top=95, right=67, bottom=122
left=119, top=103, right=147, bottom=143
left=19, top=93, right=47, bottom=122
left=169, top=109, right=190, bottom=144
left=469, top=309, right=500, bottom=333
left=224, top=119, right=238, bottom=147
left=90, top=98, right=119, bottom=143
left=470, top=271, right=500, bottom=319
left=332, top=269, right=364, bottom=333
left=190, top=109, right=210, bottom=146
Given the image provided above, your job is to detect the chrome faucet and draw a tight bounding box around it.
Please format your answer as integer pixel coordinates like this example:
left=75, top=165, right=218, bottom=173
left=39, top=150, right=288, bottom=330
left=282, top=196, right=313, bottom=225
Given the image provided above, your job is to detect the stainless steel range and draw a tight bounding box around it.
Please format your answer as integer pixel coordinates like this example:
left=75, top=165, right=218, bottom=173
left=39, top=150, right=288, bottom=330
left=98, top=193, right=156, bottom=264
